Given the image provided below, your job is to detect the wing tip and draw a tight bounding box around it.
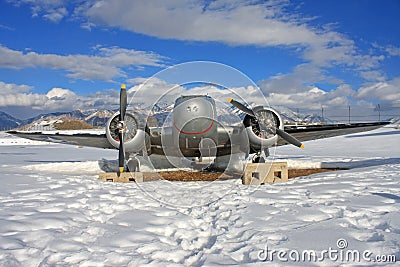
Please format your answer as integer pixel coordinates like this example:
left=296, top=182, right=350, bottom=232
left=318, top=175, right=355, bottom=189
left=227, top=97, right=233, bottom=103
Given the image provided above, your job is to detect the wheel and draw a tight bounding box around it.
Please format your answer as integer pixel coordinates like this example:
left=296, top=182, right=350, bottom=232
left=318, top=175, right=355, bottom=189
left=252, top=155, right=265, bottom=163
left=127, top=157, right=140, bottom=172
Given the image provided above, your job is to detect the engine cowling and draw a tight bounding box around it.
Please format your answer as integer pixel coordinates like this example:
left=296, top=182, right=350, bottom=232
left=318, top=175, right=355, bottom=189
left=243, top=106, right=283, bottom=149
left=105, top=112, right=148, bottom=153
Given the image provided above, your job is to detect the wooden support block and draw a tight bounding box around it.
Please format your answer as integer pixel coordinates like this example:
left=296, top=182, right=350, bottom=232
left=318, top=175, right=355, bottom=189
left=242, top=162, right=288, bottom=185
left=98, top=172, right=166, bottom=183
left=99, top=172, right=144, bottom=183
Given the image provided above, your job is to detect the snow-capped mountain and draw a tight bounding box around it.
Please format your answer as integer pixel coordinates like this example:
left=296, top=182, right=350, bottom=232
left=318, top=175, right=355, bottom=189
left=0, top=111, right=21, bottom=130
left=273, top=106, right=302, bottom=124
left=16, top=110, right=116, bottom=131
left=229, top=104, right=331, bottom=125
left=5, top=104, right=336, bottom=131
left=22, top=110, right=86, bottom=126
left=84, top=110, right=115, bottom=127
left=302, top=113, right=333, bottom=124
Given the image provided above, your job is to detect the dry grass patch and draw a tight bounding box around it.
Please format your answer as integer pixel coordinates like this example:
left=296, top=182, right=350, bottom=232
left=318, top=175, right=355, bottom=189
left=54, top=120, right=94, bottom=130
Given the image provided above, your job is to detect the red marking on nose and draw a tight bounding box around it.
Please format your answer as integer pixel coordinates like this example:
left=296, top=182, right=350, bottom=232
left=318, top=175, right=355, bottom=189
left=174, top=119, right=214, bottom=135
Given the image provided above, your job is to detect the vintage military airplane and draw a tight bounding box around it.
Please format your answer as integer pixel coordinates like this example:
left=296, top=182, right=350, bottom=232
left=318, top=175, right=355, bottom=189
left=9, top=84, right=390, bottom=175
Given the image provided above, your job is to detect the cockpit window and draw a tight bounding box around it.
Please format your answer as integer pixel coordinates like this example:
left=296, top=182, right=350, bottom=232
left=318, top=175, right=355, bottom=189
left=174, top=95, right=214, bottom=107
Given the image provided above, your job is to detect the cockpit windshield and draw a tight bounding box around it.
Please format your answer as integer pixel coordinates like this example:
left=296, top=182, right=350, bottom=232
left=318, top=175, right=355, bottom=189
left=174, top=95, right=214, bottom=107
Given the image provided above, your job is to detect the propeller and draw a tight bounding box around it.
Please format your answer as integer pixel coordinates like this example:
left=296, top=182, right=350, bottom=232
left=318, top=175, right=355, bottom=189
left=275, top=127, right=304, bottom=148
left=228, top=98, right=304, bottom=149
left=117, top=84, right=127, bottom=176
left=228, top=98, right=255, bottom=117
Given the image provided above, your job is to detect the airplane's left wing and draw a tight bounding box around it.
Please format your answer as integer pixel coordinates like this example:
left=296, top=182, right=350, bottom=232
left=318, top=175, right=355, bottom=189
left=227, top=98, right=392, bottom=152
left=278, top=121, right=390, bottom=146
left=7, top=131, right=115, bottom=149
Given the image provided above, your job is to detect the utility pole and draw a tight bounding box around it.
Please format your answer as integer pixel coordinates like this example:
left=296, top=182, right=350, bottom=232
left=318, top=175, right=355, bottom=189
left=321, top=106, right=324, bottom=120
left=377, top=104, right=381, bottom=122
left=348, top=105, right=351, bottom=124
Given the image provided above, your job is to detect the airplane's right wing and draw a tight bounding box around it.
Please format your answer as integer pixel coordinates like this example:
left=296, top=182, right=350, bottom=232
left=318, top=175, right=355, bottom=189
left=7, top=131, right=115, bottom=149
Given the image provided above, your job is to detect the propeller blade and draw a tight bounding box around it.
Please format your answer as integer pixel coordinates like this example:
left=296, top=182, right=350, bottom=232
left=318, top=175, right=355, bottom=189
left=117, top=84, right=127, bottom=177
left=275, top=128, right=304, bottom=148
left=120, top=84, right=127, bottom=121
left=228, top=98, right=255, bottom=117
left=118, top=131, right=125, bottom=176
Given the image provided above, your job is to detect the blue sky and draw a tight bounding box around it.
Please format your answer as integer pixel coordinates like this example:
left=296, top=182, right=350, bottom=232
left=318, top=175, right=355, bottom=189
left=0, top=0, right=399, bottom=119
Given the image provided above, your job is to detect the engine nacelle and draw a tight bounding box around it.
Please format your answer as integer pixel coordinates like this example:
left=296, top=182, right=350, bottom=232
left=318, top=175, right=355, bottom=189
left=105, top=112, right=148, bottom=153
left=243, top=106, right=283, bottom=149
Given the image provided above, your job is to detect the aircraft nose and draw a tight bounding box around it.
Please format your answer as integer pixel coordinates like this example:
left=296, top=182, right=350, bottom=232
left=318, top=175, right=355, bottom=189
left=173, top=98, right=215, bottom=135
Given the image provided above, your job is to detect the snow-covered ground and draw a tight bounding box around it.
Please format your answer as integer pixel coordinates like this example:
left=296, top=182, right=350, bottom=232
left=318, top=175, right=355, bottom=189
left=0, top=132, right=50, bottom=146
left=0, top=126, right=399, bottom=266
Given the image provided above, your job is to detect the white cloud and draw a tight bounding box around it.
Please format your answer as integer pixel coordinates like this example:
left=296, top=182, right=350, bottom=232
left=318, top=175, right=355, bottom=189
left=0, top=24, right=15, bottom=31
left=1, top=79, right=396, bottom=122
left=0, top=81, right=33, bottom=94
left=266, top=84, right=353, bottom=110
left=371, top=43, right=400, bottom=58
left=0, top=84, right=124, bottom=113
left=7, top=0, right=382, bottom=76
left=301, top=41, right=354, bottom=67
left=43, top=88, right=79, bottom=110
left=8, top=0, right=69, bottom=22
left=76, top=0, right=390, bottom=96
left=128, top=78, right=185, bottom=107
left=353, top=54, right=385, bottom=71
left=0, top=82, right=80, bottom=111
left=258, top=63, right=343, bottom=95
left=0, top=45, right=166, bottom=81
left=386, top=46, right=400, bottom=57
left=125, top=76, right=354, bottom=114
left=79, top=0, right=379, bottom=70
left=126, top=76, right=270, bottom=110
left=81, top=0, right=329, bottom=48
left=83, top=90, right=119, bottom=109
left=7, top=0, right=390, bottom=91
left=359, top=70, right=386, bottom=82
left=0, top=93, right=46, bottom=108
left=356, top=78, right=400, bottom=108
left=42, top=7, right=68, bottom=23
left=0, top=79, right=180, bottom=114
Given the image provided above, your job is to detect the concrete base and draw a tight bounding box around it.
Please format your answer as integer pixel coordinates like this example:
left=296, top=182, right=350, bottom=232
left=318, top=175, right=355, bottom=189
left=242, top=162, right=288, bottom=185
left=98, top=172, right=164, bottom=183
